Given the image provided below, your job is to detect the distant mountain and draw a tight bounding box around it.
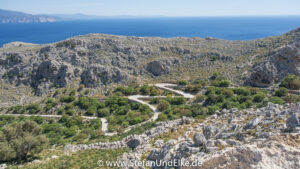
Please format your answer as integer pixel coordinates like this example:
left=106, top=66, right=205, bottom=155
left=0, top=9, right=170, bottom=23
left=0, top=9, right=60, bottom=23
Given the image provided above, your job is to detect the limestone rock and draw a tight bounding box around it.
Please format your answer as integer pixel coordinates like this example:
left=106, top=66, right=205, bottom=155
left=193, top=132, right=207, bottom=146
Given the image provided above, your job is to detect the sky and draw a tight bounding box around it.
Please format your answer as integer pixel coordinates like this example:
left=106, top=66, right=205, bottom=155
left=0, top=0, right=300, bottom=16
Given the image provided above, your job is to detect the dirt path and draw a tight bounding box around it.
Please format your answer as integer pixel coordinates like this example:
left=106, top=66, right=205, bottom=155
left=102, top=83, right=195, bottom=136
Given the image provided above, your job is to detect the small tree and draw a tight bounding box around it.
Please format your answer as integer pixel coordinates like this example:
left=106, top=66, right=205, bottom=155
left=275, top=87, right=288, bottom=97
left=178, top=80, right=188, bottom=86
left=157, top=100, right=170, bottom=111
left=280, top=74, right=300, bottom=90
left=0, top=121, right=48, bottom=162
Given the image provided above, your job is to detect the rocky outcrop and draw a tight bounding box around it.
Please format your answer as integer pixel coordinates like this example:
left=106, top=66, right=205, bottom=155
left=146, top=58, right=180, bottom=76
left=141, top=103, right=300, bottom=169
left=81, top=66, right=129, bottom=88
left=246, top=40, right=300, bottom=87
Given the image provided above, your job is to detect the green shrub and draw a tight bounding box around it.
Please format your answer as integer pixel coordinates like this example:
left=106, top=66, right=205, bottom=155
left=157, top=113, right=168, bottom=121
left=210, top=55, right=220, bottom=61
left=97, top=108, right=110, bottom=117
left=253, top=93, right=266, bottom=103
left=213, top=80, right=230, bottom=87
left=275, top=87, right=288, bottom=97
left=26, top=104, right=41, bottom=114
left=0, top=121, right=48, bottom=162
left=63, top=127, right=76, bottom=138
left=284, top=94, right=300, bottom=103
left=210, top=72, right=219, bottom=80
left=12, top=105, right=23, bottom=114
left=280, top=74, right=300, bottom=90
left=185, top=84, right=201, bottom=93
left=140, top=85, right=160, bottom=96
left=76, top=97, right=100, bottom=110
left=178, top=80, right=188, bottom=86
left=86, top=106, right=97, bottom=116
left=269, top=97, right=284, bottom=105
left=194, top=94, right=206, bottom=103
left=129, top=117, right=143, bottom=125
left=221, top=88, right=234, bottom=98
left=233, top=88, right=251, bottom=96
left=60, top=96, right=76, bottom=103
left=168, top=96, right=186, bottom=105
left=149, top=98, right=160, bottom=104
left=208, top=106, right=220, bottom=115
left=65, top=109, right=75, bottom=116
left=157, top=100, right=170, bottom=111
left=57, top=107, right=65, bottom=115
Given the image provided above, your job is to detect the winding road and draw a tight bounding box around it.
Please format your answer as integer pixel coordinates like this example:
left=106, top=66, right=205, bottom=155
left=102, top=83, right=195, bottom=136
left=0, top=83, right=195, bottom=136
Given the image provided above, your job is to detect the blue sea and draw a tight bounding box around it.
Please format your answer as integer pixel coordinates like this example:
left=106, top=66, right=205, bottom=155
left=1, top=16, right=300, bottom=47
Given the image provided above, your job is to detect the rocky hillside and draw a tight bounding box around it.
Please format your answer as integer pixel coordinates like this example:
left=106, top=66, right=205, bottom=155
left=64, top=102, right=300, bottom=169
left=0, top=28, right=299, bottom=105
left=0, top=9, right=58, bottom=23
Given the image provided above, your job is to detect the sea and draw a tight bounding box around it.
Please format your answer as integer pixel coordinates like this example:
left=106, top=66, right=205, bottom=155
left=1, top=16, right=300, bottom=47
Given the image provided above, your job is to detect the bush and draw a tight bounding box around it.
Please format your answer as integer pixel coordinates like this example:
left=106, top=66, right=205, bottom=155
left=129, top=117, right=143, bottom=125
left=253, top=93, right=266, bottom=103
left=157, top=100, right=170, bottom=111
left=63, top=127, right=76, bottom=138
left=208, top=106, right=220, bottom=115
left=86, top=106, right=97, bottom=116
left=65, top=109, right=75, bottom=116
left=275, top=87, right=288, bottom=97
left=97, top=108, right=110, bottom=117
left=233, top=88, right=251, bottom=96
left=0, top=121, right=48, bottom=162
left=185, top=84, right=201, bottom=93
left=210, top=72, right=219, bottom=80
left=280, top=74, right=300, bottom=90
left=221, top=88, right=234, bottom=98
left=168, top=96, right=186, bottom=105
left=269, top=97, right=285, bottom=105
left=149, top=98, right=160, bottom=104
left=157, top=113, right=168, bottom=121
left=12, top=105, right=23, bottom=114
left=284, top=94, right=300, bottom=103
left=60, top=96, right=76, bottom=103
left=178, top=80, right=188, bottom=86
left=213, top=80, right=230, bottom=87
left=26, top=104, right=41, bottom=114
left=76, top=97, right=100, bottom=110
left=194, top=94, right=206, bottom=103
left=78, top=84, right=85, bottom=91
left=140, top=85, right=160, bottom=96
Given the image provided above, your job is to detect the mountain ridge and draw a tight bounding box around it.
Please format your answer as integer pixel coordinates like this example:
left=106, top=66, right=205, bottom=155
left=0, top=27, right=299, bottom=106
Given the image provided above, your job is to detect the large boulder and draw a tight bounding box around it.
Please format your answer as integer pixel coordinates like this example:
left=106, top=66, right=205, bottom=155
left=193, top=133, right=207, bottom=146
left=146, top=58, right=180, bottom=76
left=245, top=116, right=264, bottom=130
left=286, top=113, right=300, bottom=132
left=203, top=126, right=219, bottom=139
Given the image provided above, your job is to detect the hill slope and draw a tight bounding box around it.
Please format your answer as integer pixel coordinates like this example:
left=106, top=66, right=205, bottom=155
left=0, top=28, right=299, bottom=105
left=0, top=9, right=59, bottom=23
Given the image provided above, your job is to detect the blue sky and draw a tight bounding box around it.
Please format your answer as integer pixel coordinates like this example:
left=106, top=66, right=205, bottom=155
left=0, top=0, right=300, bottom=16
